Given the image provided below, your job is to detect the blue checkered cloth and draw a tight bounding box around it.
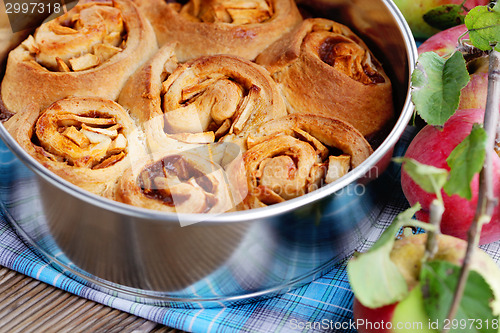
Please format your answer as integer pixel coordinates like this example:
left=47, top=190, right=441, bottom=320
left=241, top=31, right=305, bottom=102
left=1, top=127, right=499, bottom=333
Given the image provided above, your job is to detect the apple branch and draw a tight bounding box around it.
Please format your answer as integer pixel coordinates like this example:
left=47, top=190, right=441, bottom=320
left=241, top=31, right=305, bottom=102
left=424, top=199, right=444, bottom=261
left=444, top=48, right=500, bottom=330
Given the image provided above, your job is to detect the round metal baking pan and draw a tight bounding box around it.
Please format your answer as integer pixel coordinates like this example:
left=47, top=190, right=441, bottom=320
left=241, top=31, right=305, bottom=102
left=0, top=0, right=417, bottom=307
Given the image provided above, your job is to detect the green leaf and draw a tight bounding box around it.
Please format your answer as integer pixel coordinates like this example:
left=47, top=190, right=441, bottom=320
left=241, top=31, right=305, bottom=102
left=444, top=124, right=487, bottom=199
left=347, top=205, right=423, bottom=308
left=411, top=52, right=470, bottom=126
left=465, top=4, right=500, bottom=51
left=421, top=260, right=497, bottom=333
left=423, top=4, right=465, bottom=31
left=371, top=204, right=423, bottom=252
left=395, top=157, right=449, bottom=196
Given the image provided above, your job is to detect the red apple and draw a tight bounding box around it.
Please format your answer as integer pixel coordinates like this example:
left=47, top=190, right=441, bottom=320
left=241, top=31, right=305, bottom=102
left=353, top=300, right=399, bottom=333
left=417, top=24, right=469, bottom=56
left=418, top=24, right=489, bottom=110
left=392, top=0, right=489, bottom=39
left=352, top=233, right=500, bottom=332
left=459, top=73, right=489, bottom=110
left=401, top=109, right=500, bottom=244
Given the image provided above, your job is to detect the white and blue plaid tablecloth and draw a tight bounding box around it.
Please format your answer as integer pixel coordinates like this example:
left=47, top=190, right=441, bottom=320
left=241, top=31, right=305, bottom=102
left=1, top=127, right=499, bottom=333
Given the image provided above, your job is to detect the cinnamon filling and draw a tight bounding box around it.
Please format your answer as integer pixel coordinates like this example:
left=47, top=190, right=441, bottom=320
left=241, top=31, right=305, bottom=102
left=139, top=155, right=218, bottom=211
left=162, top=69, right=262, bottom=141
left=34, top=111, right=127, bottom=169
left=178, top=0, right=274, bottom=24
left=246, top=128, right=352, bottom=206
left=318, top=37, right=385, bottom=84
left=24, top=2, right=127, bottom=72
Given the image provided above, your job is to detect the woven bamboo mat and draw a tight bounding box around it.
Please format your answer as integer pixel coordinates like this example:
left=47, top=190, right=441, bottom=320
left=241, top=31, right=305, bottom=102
left=0, top=265, right=183, bottom=333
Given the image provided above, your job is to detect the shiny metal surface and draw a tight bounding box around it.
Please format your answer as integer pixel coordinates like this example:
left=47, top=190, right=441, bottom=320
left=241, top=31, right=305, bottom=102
left=0, top=0, right=417, bottom=307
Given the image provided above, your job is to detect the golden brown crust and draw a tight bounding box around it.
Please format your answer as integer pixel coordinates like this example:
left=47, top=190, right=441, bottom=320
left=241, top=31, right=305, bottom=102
left=4, top=96, right=146, bottom=196
left=134, top=0, right=303, bottom=61
left=256, top=18, right=394, bottom=138
left=0, top=0, right=158, bottom=114
left=119, top=51, right=287, bottom=153
left=119, top=44, right=178, bottom=123
left=0, top=2, right=396, bottom=213
left=241, top=114, right=373, bottom=209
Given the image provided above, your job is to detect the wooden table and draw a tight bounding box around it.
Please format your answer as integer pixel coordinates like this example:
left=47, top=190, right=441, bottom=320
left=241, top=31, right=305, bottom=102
left=0, top=265, right=182, bottom=332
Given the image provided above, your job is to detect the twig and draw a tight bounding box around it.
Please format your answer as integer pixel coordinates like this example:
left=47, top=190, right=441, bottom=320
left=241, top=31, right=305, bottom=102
left=443, top=49, right=500, bottom=332
left=424, top=199, right=443, bottom=261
